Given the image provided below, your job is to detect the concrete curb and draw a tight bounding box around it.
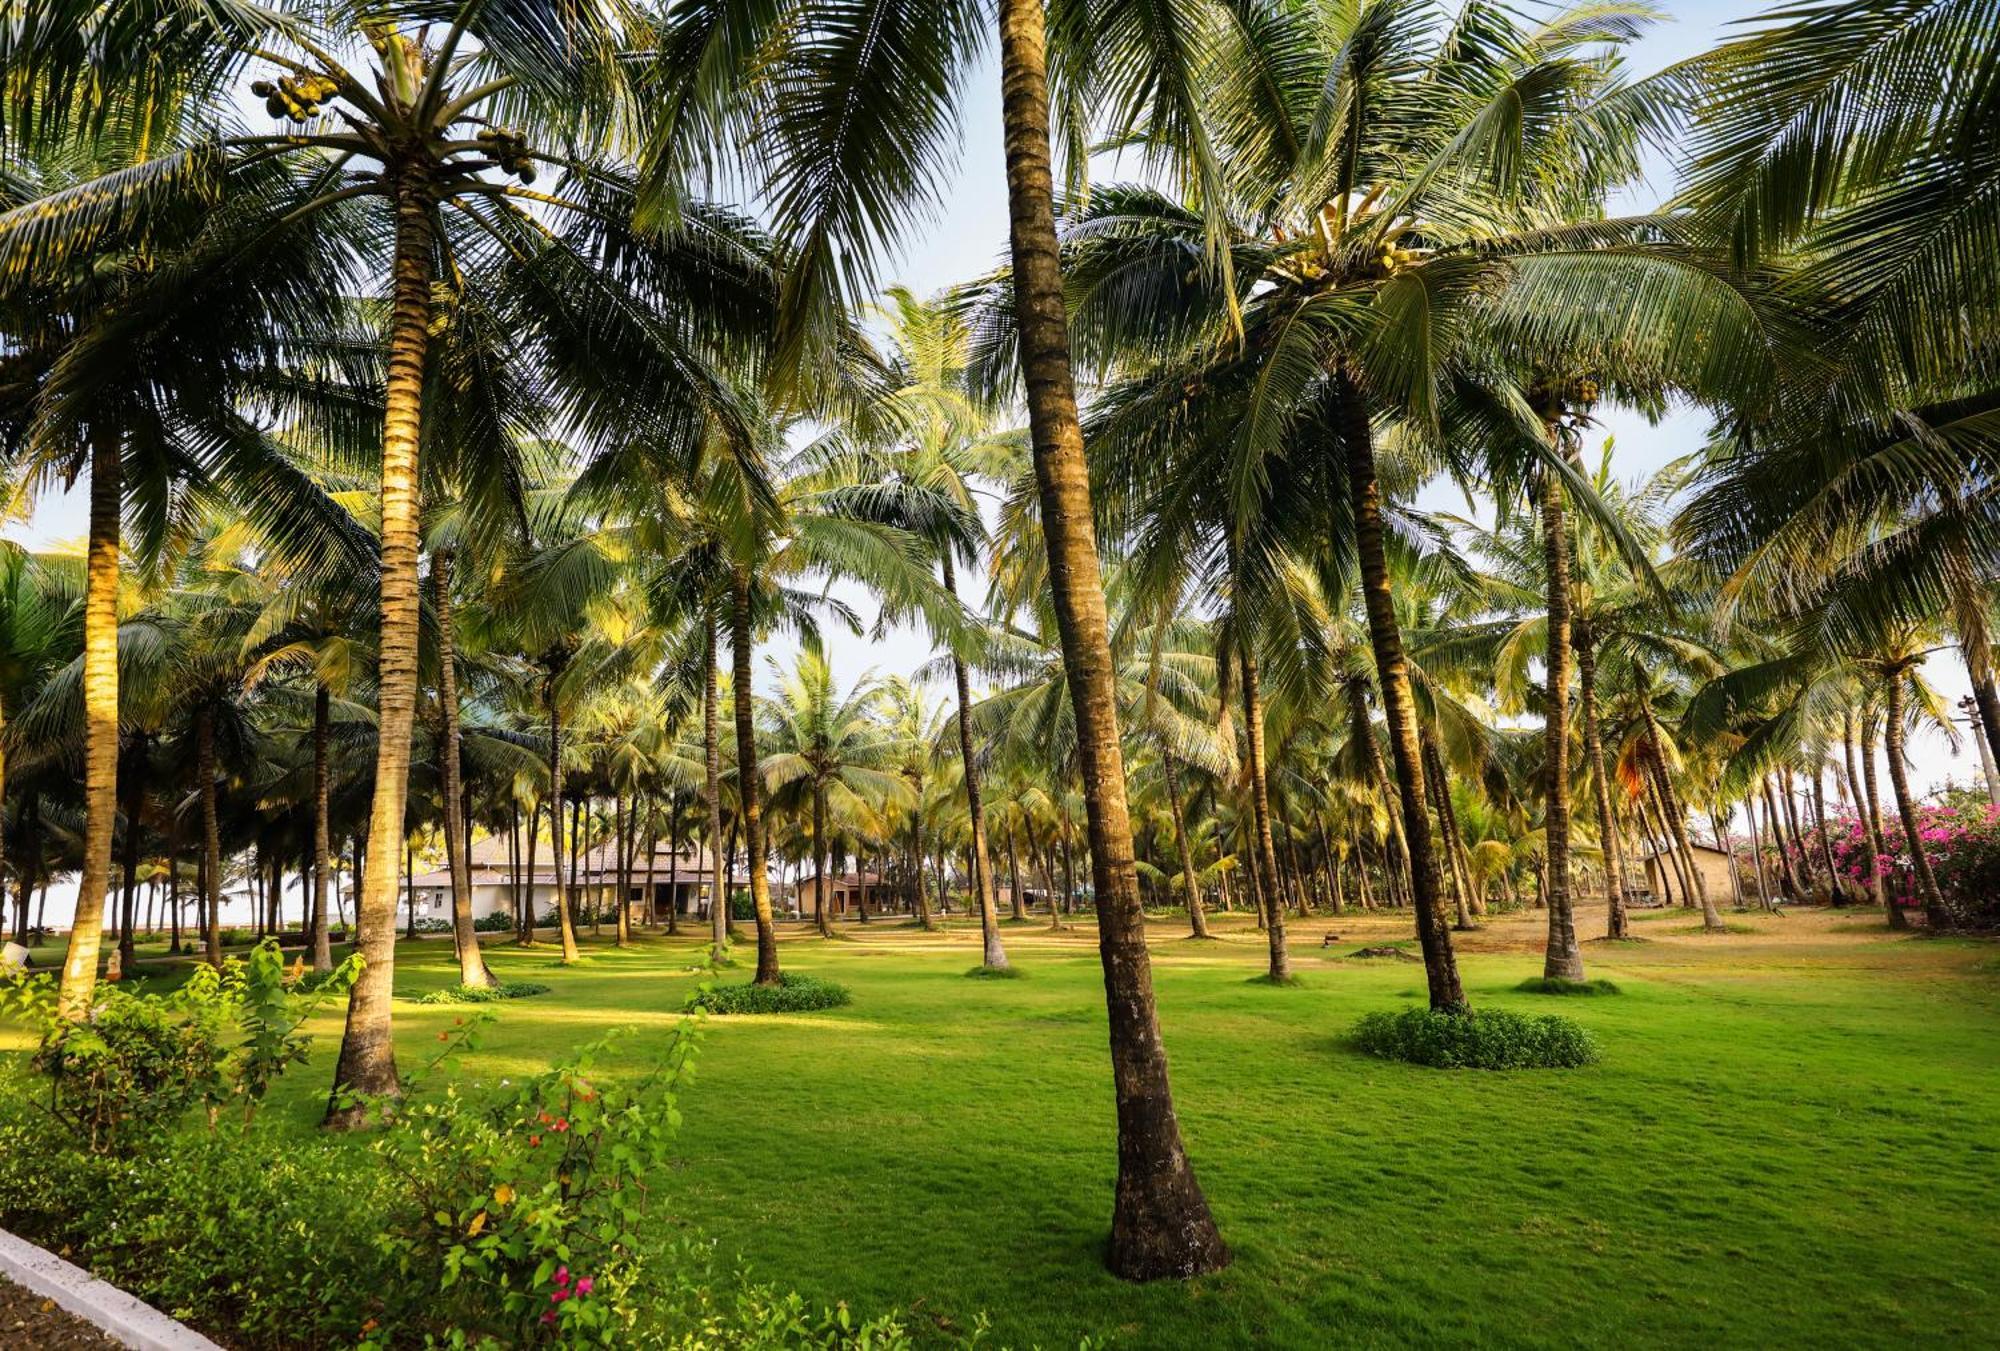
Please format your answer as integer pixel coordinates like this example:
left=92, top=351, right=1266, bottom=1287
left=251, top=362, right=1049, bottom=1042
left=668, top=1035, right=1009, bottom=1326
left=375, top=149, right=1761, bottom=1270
left=0, top=1227, right=221, bottom=1350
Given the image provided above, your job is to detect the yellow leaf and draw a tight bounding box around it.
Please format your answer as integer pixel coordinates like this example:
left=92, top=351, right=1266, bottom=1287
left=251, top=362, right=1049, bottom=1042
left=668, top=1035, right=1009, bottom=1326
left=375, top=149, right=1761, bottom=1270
left=493, top=1184, right=515, bottom=1206
left=467, top=1210, right=488, bottom=1237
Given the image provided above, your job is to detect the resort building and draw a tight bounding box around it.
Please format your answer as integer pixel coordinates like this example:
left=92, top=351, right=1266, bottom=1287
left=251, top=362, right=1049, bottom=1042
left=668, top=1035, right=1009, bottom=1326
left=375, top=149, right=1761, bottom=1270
left=406, top=837, right=753, bottom=926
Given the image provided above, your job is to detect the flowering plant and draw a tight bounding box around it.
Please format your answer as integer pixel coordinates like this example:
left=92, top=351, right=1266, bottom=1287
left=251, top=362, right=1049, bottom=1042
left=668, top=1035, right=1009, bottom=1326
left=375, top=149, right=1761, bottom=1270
left=1792, top=803, right=2000, bottom=927
left=372, top=1012, right=703, bottom=1346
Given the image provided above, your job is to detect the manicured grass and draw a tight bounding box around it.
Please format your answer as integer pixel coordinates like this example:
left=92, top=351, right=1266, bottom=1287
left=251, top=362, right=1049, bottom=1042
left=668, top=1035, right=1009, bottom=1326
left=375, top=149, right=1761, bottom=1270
left=7, top=905, right=1997, bottom=1346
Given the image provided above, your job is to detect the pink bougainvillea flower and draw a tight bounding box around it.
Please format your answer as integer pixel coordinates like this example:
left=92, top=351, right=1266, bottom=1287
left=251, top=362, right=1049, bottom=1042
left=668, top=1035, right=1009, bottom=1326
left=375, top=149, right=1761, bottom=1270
left=576, top=1277, right=594, bottom=1296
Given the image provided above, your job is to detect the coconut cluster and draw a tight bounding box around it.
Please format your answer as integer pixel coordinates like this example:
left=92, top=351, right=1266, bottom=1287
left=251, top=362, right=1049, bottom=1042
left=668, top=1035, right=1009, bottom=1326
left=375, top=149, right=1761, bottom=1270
left=477, top=128, right=538, bottom=184
left=251, top=74, right=338, bottom=123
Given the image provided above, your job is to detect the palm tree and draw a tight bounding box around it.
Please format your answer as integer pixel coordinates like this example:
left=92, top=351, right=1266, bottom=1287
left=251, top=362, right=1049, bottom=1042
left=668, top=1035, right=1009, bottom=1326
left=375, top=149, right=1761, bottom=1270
left=761, top=647, right=906, bottom=936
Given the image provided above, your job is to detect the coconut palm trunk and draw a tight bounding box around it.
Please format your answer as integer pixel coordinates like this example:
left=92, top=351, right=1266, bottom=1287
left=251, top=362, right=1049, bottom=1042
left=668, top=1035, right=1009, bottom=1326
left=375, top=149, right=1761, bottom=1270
left=310, top=682, right=335, bottom=972
left=995, top=0, right=1227, bottom=1280
left=328, top=178, right=437, bottom=1123
left=1334, top=376, right=1466, bottom=1011
left=1882, top=670, right=1947, bottom=928
left=1163, top=753, right=1208, bottom=938
left=1644, top=707, right=1723, bottom=931
left=1576, top=632, right=1627, bottom=939
left=941, top=554, right=1008, bottom=969
left=731, top=567, right=781, bottom=984
left=196, top=707, right=223, bottom=968
left=545, top=670, right=581, bottom=963
left=434, top=552, right=494, bottom=987
left=57, top=431, right=122, bottom=1019
left=812, top=784, right=832, bottom=937
left=116, top=741, right=143, bottom=971
left=1540, top=469, right=1584, bottom=979
left=704, top=608, right=729, bottom=960
left=1238, top=649, right=1291, bottom=980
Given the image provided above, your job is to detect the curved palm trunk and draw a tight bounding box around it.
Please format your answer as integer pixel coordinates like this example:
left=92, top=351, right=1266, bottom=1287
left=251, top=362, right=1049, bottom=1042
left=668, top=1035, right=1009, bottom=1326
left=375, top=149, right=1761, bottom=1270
left=732, top=567, right=781, bottom=984
left=996, top=0, right=1226, bottom=1280
left=942, top=554, right=1008, bottom=969
left=1238, top=650, right=1290, bottom=980
left=1335, top=377, right=1465, bottom=1011
left=1163, top=753, right=1208, bottom=938
left=704, top=608, right=729, bottom=960
left=1645, top=709, right=1723, bottom=931
left=547, top=671, right=582, bottom=963
left=434, top=553, right=494, bottom=987
left=310, top=683, right=335, bottom=972
left=196, top=708, right=223, bottom=968
left=328, top=179, right=436, bottom=1124
left=1540, top=468, right=1583, bottom=978
left=58, top=431, right=121, bottom=1019
left=1856, top=711, right=1892, bottom=908
left=1577, top=635, right=1626, bottom=939
left=1883, top=672, right=1946, bottom=927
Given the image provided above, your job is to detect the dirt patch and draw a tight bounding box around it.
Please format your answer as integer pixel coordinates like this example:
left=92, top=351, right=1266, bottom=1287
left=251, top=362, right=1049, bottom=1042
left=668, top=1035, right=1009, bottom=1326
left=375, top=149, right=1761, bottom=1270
left=1348, top=946, right=1420, bottom=962
left=0, top=1276, right=120, bottom=1348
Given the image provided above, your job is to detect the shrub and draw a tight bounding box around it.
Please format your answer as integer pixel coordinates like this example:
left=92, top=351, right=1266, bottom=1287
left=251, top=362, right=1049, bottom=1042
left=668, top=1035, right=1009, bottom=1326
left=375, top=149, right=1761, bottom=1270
left=417, top=980, right=553, bottom=1005
left=729, top=889, right=756, bottom=921
left=1353, top=1007, right=1599, bottom=1069
left=1514, top=976, right=1621, bottom=996
left=473, top=911, right=516, bottom=932
left=0, top=940, right=359, bottom=1149
left=689, top=973, right=852, bottom=1015
left=412, top=916, right=453, bottom=934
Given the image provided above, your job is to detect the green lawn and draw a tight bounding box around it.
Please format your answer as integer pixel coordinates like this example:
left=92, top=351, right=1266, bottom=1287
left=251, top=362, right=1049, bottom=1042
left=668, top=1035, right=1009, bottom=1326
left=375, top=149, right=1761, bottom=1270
left=12, top=905, right=1998, bottom=1347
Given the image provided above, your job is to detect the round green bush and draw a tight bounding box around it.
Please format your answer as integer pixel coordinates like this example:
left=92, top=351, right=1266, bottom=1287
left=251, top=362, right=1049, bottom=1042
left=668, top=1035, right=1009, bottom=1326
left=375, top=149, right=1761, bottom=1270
left=1353, top=1007, right=1599, bottom=1069
left=689, top=973, right=852, bottom=1015
left=1513, top=976, right=1621, bottom=996
left=416, top=980, right=552, bottom=1005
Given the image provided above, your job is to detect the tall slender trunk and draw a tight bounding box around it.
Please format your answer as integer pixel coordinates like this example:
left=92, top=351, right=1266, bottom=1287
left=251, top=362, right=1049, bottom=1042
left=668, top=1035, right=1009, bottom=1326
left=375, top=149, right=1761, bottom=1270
left=614, top=792, right=634, bottom=948
left=704, top=608, right=729, bottom=959
left=117, top=739, right=143, bottom=970
left=521, top=798, right=540, bottom=945
left=433, top=553, right=493, bottom=986
left=1781, top=769, right=1811, bottom=894
left=910, top=800, right=934, bottom=929
left=1005, top=825, right=1027, bottom=922
left=1714, top=801, right=1744, bottom=910
left=1744, top=793, right=1773, bottom=911
left=163, top=805, right=179, bottom=955
left=657, top=798, right=673, bottom=934
left=812, top=783, right=831, bottom=938
left=997, top=0, right=1226, bottom=1276
left=328, top=175, right=436, bottom=1123
left=1857, top=711, right=1892, bottom=907
left=1540, top=465, right=1583, bottom=979
left=1163, top=754, right=1208, bottom=938
left=1811, top=769, right=1842, bottom=906
left=58, top=429, right=121, bottom=1019
left=547, top=667, right=581, bottom=962
left=197, top=707, right=223, bottom=968
left=731, top=567, right=781, bottom=983
left=1336, top=376, right=1465, bottom=1011
left=310, top=683, right=334, bottom=972
left=942, top=554, right=1008, bottom=969
left=1763, top=776, right=1799, bottom=898
left=1645, top=713, right=1722, bottom=931
left=1423, top=734, right=1473, bottom=931
left=1577, top=635, right=1627, bottom=938
left=1238, top=649, right=1291, bottom=980
left=1883, top=672, right=1946, bottom=927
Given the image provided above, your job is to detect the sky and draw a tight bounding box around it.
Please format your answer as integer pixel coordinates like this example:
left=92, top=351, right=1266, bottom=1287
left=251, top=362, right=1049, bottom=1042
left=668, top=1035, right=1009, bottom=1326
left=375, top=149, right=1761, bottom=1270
left=9, top=3, right=1993, bottom=924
